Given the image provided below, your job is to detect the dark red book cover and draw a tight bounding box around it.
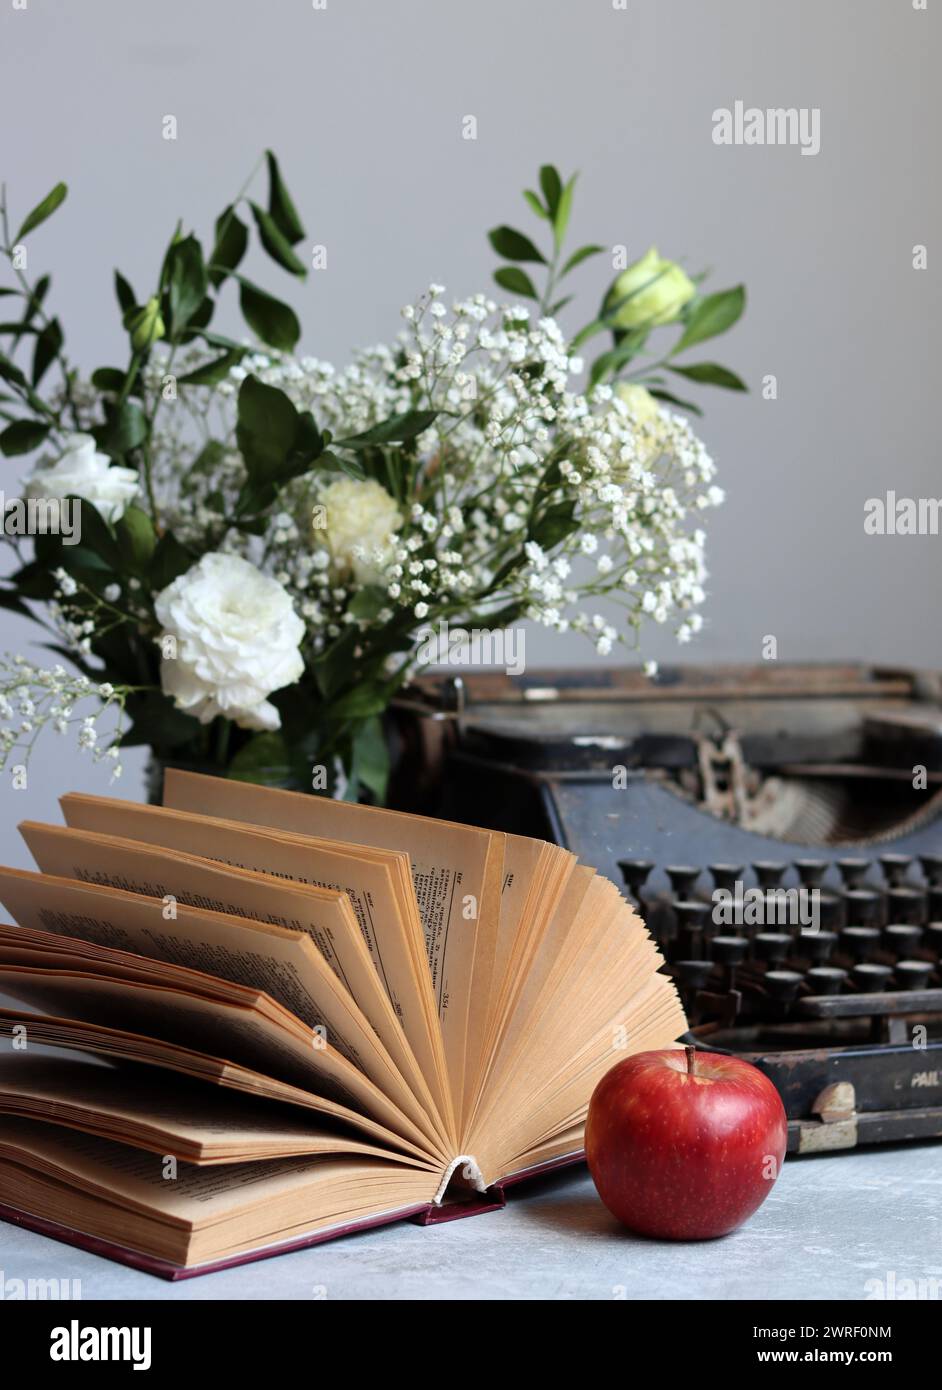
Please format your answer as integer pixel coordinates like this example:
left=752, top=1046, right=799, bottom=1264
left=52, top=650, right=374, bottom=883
left=0, top=1151, right=585, bottom=1281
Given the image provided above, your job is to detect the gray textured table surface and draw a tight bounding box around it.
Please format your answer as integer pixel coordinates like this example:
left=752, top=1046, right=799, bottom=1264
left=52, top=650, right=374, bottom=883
left=2, top=1143, right=940, bottom=1300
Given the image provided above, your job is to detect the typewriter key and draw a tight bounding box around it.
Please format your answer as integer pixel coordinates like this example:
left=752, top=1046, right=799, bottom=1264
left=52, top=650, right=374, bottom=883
left=754, top=932, right=791, bottom=964
left=617, top=859, right=654, bottom=899
left=709, top=864, right=744, bottom=893
left=928, top=886, right=942, bottom=921
left=673, top=900, right=709, bottom=959
left=840, top=926, right=881, bottom=961
left=665, top=865, right=702, bottom=898
left=842, top=889, right=882, bottom=927
left=816, top=891, right=845, bottom=931
left=883, top=924, right=924, bottom=956
left=710, top=936, right=749, bottom=966
left=918, top=853, right=942, bottom=886
left=674, top=959, right=714, bottom=991
left=879, top=854, right=913, bottom=887
left=851, top=962, right=893, bottom=992
left=764, top=970, right=803, bottom=1005
left=753, top=861, right=787, bottom=890
left=894, top=959, right=934, bottom=990
left=886, top=885, right=927, bottom=925
left=807, top=966, right=847, bottom=995
left=793, top=859, right=829, bottom=888
left=836, top=857, right=871, bottom=888
left=799, top=929, right=837, bottom=963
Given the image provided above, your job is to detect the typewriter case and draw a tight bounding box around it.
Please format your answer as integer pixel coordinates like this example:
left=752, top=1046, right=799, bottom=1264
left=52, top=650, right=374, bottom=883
left=388, top=663, right=942, bottom=1154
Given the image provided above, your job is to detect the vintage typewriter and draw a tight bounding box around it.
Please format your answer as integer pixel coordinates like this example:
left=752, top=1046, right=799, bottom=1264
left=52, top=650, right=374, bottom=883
left=389, top=662, right=942, bottom=1154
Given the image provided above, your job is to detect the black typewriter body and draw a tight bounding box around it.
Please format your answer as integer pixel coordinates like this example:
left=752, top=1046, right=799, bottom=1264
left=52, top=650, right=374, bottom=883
left=389, top=663, right=942, bottom=1154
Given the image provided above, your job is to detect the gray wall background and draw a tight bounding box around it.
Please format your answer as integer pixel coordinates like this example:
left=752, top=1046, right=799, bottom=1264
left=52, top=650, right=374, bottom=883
left=0, top=0, right=938, bottom=846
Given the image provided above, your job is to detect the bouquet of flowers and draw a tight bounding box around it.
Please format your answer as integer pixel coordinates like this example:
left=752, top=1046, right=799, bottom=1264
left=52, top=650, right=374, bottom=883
left=0, top=156, right=745, bottom=800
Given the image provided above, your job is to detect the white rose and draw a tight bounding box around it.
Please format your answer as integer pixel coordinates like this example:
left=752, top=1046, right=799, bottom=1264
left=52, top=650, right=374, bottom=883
left=321, top=477, right=401, bottom=583
left=25, top=432, right=138, bottom=525
left=614, top=384, right=669, bottom=466
left=154, top=553, right=304, bottom=732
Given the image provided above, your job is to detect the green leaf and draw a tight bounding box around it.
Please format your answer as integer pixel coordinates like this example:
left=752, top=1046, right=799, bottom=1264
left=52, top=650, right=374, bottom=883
left=648, top=387, right=703, bottom=416
left=115, top=504, right=157, bottom=572
left=0, top=355, right=27, bottom=389
left=227, top=730, right=293, bottom=785
left=588, top=335, right=647, bottom=389
left=0, top=586, right=33, bottom=619
left=265, top=150, right=306, bottom=246
left=31, top=317, right=62, bottom=386
left=350, top=715, right=390, bottom=803
left=554, top=175, right=576, bottom=250
left=178, top=347, right=246, bottom=387
left=487, top=225, right=546, bottom=264
left=67, top=498, right=121, bottom=567
left=335, top=410, right=438, bottom=450
left=348, top=585, right=387, bottom=621
left=166, top=235, right=208, bottom=335
left=114, top=271, right=136, bottom=315
left=250, top=203, right=307, bottom=277
left=17, top=275, right=50, bottom=339
left=0, top=418, right=49, bottom=455
left=121, top=689, right=201, bottom=749
left=236, top=374, right=299, bottom=482
left=538, top=165, right=562, bottom=218
left=191, top=440, right=227, bottom=474
left=100, top=400, right=148, bottom=455
left=493, top=266, right=538, bottom=299
left=148, top=532, right=197, bottom=591
left=671, top=286, right=746, bottom=356
left=91, top=366, right=134, bottom=395
left=523, top=189, right=548, bottom=220
left=237, top=278, right=300, bottom=350
left=314, top=449, right=366, bottom=481
left=209, top=205, right=249, bottom=288
left=528, top=498, right=577, bottom=549
left=568, top=316, right=609, bottom=350
left=668, top=361, right=747, bottom=391
left=561, top=244, right=604, bottom=276
left=197, top=329, right=248, bottom=352
left=15, top=182, right=67, bottom=242
left=327, top=686, right=389, bottom=722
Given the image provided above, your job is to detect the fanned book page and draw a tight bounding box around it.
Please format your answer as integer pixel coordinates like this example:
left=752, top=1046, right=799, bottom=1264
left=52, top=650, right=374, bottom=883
left=0, top=773, right=685, bottom=1276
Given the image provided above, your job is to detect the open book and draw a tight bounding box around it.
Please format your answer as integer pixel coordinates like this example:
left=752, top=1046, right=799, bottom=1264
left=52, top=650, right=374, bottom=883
left=0, top=771, right=684, bottom=1278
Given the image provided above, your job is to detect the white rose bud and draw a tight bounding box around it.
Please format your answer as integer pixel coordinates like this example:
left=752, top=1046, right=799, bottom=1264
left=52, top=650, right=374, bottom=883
left=320, top=477, right=401, bottom=583
left=614, top=383, right=670, bottom=466
left=154, top=553, right=304, bottom=732
left=25, top=432, right=138, bottom=525
left=604, top=247, right=696, bottom=330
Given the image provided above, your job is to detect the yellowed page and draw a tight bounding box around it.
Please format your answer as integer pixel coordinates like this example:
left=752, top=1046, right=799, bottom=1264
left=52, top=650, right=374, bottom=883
left=0, top=1056, right=438, bottom=1167
left=0, top=887, right=440, bottom=1157
left=161, top=772, right=506, bottom=1122
left=21, top=819, right=448, bottom=1146
left=0, top=1006, right=433, bottom=1162
left=0, top=1119, right=440, bottom=1266
left=59, top=794, right=452, bottom=1135
left=467, top=879, right=685, bottom=1177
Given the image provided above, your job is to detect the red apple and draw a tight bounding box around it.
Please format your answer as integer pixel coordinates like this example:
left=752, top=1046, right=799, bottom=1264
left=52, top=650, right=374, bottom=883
left=585, top=1046, right=787, bottom=1240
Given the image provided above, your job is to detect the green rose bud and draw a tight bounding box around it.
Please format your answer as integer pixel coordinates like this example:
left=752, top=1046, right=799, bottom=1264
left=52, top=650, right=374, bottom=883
left=605, top=247, right=696, bottom=330
left=125, top=296, right=166, bottom=351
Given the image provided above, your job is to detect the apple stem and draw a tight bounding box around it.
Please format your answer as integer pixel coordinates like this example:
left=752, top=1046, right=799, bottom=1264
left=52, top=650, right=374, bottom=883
left=685, top=1045, right=696, bottom=1076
